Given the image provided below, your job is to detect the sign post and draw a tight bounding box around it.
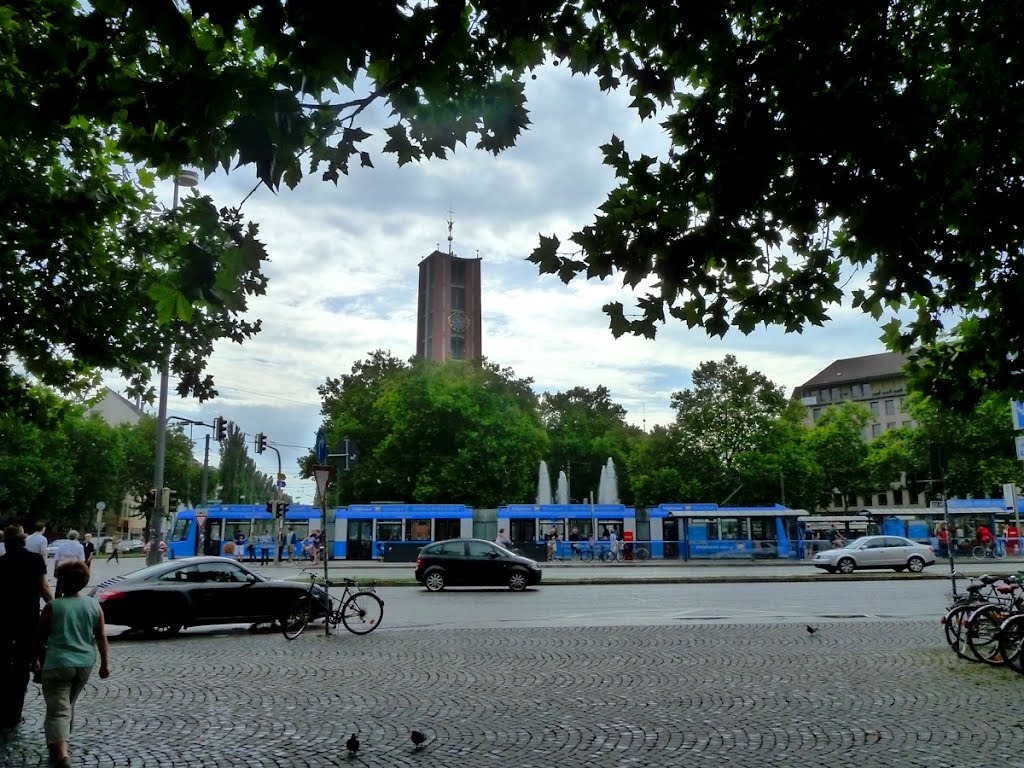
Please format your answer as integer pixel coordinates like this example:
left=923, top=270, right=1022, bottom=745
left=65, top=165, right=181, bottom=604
left=312, top=460, right=335, bottom=637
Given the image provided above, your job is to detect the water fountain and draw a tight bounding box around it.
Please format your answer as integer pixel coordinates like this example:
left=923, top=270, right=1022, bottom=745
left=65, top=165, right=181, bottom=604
left=606, top=457, right=619, bottom=504
left=536, top=461, right=553, bottom=505
left=556, top=471, right=569, bottom=505
left=597, top=465, right=610, bottom=504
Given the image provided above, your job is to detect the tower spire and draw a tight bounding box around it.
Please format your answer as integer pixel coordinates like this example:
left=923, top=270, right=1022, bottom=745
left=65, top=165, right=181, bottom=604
left=446, top=204, right=454, bottom=256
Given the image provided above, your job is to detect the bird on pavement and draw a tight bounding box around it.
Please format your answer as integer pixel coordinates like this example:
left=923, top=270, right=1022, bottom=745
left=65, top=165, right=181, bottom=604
left=345, top=733, right=360, bottom=756
left=411, top=730, right=427, bottom=750
left=806, top=625, right=818, bottom=636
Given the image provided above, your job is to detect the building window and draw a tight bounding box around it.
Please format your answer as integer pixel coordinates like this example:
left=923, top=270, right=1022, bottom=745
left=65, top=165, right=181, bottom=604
left=870, top=401, right=881, bottom=418
left=885, top=399, right=895, bottom=415
left=450, top=285, right=465, bottom=310
left=886, top=422, right=896, bottom=430
left=902, top=420, right=912, bottom=428
left=450, top=335, right=465, bottom=359
left=862, top=382, right=873, bottom=397
left=871, top=423, right=882, bottom=437
left=893, top=489, right=904, bottom=505
left=812, top=407, right=822, bottom=421
left=830, top=387, right=841, bottom=401
left=405, top=520, right=431, bottom=541
left=451, top=259, right=466, bottom=284
left=818, top=388, right=829, bottom=402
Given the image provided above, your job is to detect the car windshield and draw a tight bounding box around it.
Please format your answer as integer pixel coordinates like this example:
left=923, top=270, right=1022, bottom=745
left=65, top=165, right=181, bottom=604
left=845, top=537, right=873, bottom=549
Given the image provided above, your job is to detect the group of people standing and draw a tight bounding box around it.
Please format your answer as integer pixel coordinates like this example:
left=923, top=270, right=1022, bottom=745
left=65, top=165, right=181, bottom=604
left=228, top=526, right=324, bottom=565
left=1, top=523, right=110, bottom=767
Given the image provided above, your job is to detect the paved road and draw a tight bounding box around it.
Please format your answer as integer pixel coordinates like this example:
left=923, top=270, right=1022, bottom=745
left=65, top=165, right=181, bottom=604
left=3, top=619, right=1021, bottom=768
left=79, top=554, right=1021, bottom=587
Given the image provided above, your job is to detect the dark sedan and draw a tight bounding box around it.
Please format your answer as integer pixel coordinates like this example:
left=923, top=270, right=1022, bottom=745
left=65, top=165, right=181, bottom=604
left=415, top=538, right=542, bottom=592
left=91, top=556, right=325, bottom=637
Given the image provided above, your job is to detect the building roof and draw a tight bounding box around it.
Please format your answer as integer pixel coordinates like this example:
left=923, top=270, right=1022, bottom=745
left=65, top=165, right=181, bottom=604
left=796, top=352, right=910, bottom=391
left=87, top=386, right=147, bottom=427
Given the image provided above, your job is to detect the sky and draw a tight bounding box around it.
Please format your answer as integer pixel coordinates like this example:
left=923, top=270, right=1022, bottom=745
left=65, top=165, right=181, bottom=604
left=103, top=65, right=893, bottom=507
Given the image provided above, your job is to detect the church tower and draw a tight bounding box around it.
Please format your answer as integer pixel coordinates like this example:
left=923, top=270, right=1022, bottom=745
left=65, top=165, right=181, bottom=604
left=416, top=214, right=482, bottom=361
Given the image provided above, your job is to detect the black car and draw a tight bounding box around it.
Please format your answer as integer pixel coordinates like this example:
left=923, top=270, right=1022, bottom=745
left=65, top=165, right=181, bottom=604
left=91, top=556, right=326, bottom=637
left=414, top=538, right=542, bottom=592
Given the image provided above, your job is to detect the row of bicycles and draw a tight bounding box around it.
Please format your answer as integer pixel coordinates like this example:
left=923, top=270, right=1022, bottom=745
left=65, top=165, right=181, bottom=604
left=942, top=571, right=1024, bottom=673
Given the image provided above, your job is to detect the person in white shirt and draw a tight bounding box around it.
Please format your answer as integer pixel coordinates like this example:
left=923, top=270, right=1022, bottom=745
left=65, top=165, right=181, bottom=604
left=25, top=522, right=48, bottom=560
left=53, top=531, right=87, bottom=596
left=495, top=528, right=511, bottom=548
left=609, top=530, right=620, bottom=557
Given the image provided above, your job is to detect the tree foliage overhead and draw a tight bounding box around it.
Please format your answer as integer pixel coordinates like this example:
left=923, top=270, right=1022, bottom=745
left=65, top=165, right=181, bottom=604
left=525, top=1, right=1024, bottom=407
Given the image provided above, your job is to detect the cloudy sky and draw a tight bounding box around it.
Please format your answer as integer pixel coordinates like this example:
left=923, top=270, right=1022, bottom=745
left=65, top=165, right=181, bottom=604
left=106, top=65, right=892, bottom=506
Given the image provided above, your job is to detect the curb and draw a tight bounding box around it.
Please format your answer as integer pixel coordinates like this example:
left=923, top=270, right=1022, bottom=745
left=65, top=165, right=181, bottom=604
left=290, top=572, right=954, bottom=588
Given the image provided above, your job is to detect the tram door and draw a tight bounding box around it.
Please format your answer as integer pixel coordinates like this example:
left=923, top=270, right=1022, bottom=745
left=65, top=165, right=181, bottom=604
left=204, top=520, right=222, bottom=556
left=663, top=518, right=680, bottom=559
left=347, top=520, right=373, bottom=560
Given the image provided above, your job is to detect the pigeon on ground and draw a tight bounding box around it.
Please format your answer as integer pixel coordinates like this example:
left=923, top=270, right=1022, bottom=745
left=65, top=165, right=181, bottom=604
left=806, top=625, right=818, bottom=635
left=346, top=733, right=360, bottom=756
left=411, top=730, right=427, bottom=750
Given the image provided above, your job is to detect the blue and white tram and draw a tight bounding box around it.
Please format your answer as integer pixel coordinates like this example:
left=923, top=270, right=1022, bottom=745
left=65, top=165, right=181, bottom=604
left=650, top=503, right=802, bottom=560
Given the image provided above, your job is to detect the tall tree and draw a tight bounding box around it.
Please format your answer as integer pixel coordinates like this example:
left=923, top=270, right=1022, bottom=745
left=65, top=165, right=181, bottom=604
left=313, top=355, right=548, bottom=507
left=805, top=402, right=873, bottom=512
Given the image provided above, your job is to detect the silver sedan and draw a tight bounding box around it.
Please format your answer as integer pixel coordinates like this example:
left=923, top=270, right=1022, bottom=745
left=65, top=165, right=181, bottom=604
left=812, top=535, right=936, bottom=574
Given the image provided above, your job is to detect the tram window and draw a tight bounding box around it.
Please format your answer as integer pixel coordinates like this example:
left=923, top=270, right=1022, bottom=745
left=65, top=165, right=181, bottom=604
left=540, top=519, right=565, bottom=540
left=690, top=518, right=719, bottom=540
left=567, top=518, right=592, bottom=538
left=435, top=518, right=461, bottom=540
left=596, top=520, right=622, bottom=540
left=171, top=518, right=190, bottom=542
left=376, top=521, right=402, bottom=542
left=719, top=518, right=748, bottom=540
left=509, top=519, right=534, bottom=542
left=406, top=519, right=431, bottom=541
left=750, top=519, right=772, bottom=542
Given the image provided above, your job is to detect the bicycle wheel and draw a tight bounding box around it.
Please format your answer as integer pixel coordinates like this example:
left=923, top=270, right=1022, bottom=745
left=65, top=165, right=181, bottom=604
left=943, top=603, right=979, bottom=659
left=993, top=543, right=1007, bottom=560
left=999, top=614, right=1024, bottom=673
left=340, top=591, right=384, bottom=635
left=971, top=545, right=987, bottom=560
left=634, top=547, right=650, bottom=561
left=966, top=604, right=1010, bottom=664
left=282, top=595, right=313, bottom=640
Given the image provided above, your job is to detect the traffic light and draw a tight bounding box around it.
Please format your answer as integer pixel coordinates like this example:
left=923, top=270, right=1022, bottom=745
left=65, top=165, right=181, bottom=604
left=266, top=501, right=275, bottom=516
left=279, top=502, right=289, bottom=518
left=255, top=432, right=267, bottom=454
left=167, top=489, right=179, bottom=510
left=213, top=416, right=227, bottom=442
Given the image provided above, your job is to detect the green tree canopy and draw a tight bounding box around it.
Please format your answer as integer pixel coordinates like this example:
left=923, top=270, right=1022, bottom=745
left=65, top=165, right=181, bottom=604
left=313, top=355, right=548, bottom=507
left=805, top=402, right=873, bottom=512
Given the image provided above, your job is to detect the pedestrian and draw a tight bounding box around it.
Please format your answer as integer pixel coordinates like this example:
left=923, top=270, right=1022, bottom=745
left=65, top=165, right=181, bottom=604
left=546, top=531, right=556, bottom=562
left=258, top=528, right=271, bottom=566
left=609, top=529, right=620, bottom=558
left=33, top=560, right=110, bottom=768
left=233, top=530, right=246, bottom=562
left=569, top=527, right=580, bottom=559
left=0, top=525, right=53, bottom=730
left=0, top=527, right=5, bottom=557
left=53, top=532, right=86, bottom=598
left=81, top=534, right=95, bottom=567
left=495, top=528, right=511, bottom=548
left=25, top=522, right=48, bottom=561
left=247, top=536, right=257, bottom=563
left=311, top=530, right=323, bottom=564
left=106, top=537, right=120, bottom=564
left=285, top=527, right=298, bottom=562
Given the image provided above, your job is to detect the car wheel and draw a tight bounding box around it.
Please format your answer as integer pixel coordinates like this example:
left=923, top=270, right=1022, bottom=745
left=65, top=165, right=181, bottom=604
left=907, top=556, right=925, bottom=573
left=507, top=569, right=528, bottom=592
left=837, top=558, right=856, bottom=574
left=424, top=569, right=446, bottom=592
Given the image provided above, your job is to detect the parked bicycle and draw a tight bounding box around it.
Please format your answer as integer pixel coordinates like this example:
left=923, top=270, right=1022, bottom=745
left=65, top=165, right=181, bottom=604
left=282, top=570, right=384, bottom=639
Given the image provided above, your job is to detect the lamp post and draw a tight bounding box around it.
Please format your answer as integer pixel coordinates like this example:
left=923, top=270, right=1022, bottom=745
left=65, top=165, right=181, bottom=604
left=147, top=169, right=200, bottom=566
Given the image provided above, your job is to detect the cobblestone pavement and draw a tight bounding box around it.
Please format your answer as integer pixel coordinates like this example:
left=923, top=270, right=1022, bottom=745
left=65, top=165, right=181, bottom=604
left=3, top=621, right=1023, bottom=768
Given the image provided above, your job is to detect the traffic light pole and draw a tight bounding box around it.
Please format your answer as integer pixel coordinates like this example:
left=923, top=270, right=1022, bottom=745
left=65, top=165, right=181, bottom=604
left=265, top=445, right=284, bottom=564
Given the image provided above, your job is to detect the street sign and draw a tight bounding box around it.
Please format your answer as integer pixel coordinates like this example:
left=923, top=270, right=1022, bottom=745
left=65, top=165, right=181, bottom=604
left=312, top=463, right=335, bottom=502
left=1016, top=435, right=1024, bottom=461
left=195, top=511, right=207, bottom=528
left=315, top=428, right=328, bottom=464
left=277, top=472, right=286, bottom=481
left=277, top=480, right=286, bottom=488
left=1013, top=400, right=1024, bottom=430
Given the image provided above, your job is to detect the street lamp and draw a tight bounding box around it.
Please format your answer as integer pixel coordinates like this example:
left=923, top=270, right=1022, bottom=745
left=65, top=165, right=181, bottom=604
left=147, top=169, right=200, bottom=566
